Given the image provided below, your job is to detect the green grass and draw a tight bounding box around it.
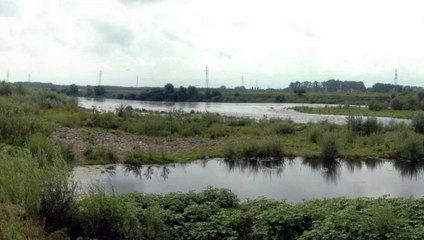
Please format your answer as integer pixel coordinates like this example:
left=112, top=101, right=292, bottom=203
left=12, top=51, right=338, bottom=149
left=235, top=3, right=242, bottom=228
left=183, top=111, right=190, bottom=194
left=292, top=106, right=417, bottom=119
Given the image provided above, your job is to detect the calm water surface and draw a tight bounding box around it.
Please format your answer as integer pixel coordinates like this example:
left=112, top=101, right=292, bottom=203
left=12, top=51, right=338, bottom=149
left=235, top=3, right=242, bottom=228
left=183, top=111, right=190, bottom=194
left=78, top=97, right=410, bottom=125
left=73, top=158, right=424, bottom=202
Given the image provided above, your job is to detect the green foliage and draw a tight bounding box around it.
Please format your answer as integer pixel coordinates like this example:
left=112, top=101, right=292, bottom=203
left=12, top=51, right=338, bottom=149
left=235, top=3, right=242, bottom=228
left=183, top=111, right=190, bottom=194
left=396, top=133, right=424, bottom=160
left=0, top=149, right=65, bottom=217
left=308, top=125, right=323, bottom=143
left=88, top=109, right=122, bottom=129
left=39, top=171, right=78, bottom=231
left=59, top=143, right=76, bottom=163
left=75, top=185, right=141, bottom=240
left=274, top=120, right=296, bottom=135
left=84, top=145, right=119, bottom=164
left=26, top=133, right=60, bottom=163
left=224, top=137, right=284, bottom=160
left=412, top=112, right=424, bottom=134
left=346, top=116, right=381, bottom=136
left=373, top=206, right=397, bottom=239
left=320, top=132, right=340, bottom=160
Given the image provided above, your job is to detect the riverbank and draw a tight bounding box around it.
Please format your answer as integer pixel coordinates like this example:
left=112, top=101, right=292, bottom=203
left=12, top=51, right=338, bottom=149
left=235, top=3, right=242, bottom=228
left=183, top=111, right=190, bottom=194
left=292, top=106, right=418, bottom=119
left=3, top=84, right=424, bottom=239
left=49, top=113, right=418, bottom=165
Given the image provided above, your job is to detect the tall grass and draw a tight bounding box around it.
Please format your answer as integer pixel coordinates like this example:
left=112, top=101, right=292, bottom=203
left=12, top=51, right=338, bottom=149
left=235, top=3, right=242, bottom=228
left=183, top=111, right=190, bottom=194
left=224, top=136, right=284, bottom=160
left=320, top=132, right=340, bottom=160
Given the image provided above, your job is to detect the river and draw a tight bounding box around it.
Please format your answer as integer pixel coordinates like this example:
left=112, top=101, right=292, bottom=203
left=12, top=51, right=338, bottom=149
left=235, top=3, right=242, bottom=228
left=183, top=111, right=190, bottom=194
left=73, top=158, right=424, bottom=202
left=78, top=97, right=410, bottom=125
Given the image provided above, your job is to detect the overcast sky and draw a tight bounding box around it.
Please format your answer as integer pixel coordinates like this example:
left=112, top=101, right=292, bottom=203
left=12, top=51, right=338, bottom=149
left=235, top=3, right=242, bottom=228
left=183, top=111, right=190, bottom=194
left=0, top=0, right=424, bottom=88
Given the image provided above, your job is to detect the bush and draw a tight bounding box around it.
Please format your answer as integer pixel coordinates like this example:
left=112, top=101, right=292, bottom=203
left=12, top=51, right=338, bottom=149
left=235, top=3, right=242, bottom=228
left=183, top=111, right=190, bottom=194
left=362, top=117, right=381, bottom=136
left=39, top=172, right=78, bottom=231
left=88, top=110, right=122, bottom=129
left=346, top=116, right=363, bottom=133
left=84, top=145, right=118, bottom=164
left=74, top=186, right=141, bottom=240
left=60, top=144, right=76, bottom=163
left=412, top=112, right=424, bottom=134
left=397, top=134, right=424, bottom=160
left=320, top=132, right=340, bottom=160
left=224, top=137, right=284, bottom=160
left=274, top=121, right=296, bottom=135
left=308, top=125, right=323, bottom=143
left=346, top=116, right=381, bottom=136
left=0, top=150, right=64, bottom=217
left=26, top=133, right=60, bottom=163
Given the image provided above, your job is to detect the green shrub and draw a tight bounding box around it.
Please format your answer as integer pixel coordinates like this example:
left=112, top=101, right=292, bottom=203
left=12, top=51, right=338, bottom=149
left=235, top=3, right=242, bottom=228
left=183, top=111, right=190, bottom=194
left=26, top=133, right=59, bottom=164
left=225, top=137, right=283, bottom=160
left=125, top=147, right=149, bottom=165
left=373, top=206, right=397, bottom=238
left=308, top=125, right=323, bottom=143
left=362, top=117, right=381, bottom=136
left=320, top=132, right=340, bottom=160
left=39, top=172, right=78, bottom=231
left=0, top=150, right=64, bottom=217
left=84, top=145, right=118, bottom=164
left=274, top=121, right=296, bottom=135
left=74, top=186, right=141, bottom=240
left=412, top=112, right=424, bottom=134
left=88, top=110, right=122, bottom=129
left=346, top=116, right=381, bottom=136
left=60, top=144, right=76, bottom=163
left=346, top=116, right=363, bottom=133
left=397, top=134, right=424, bottom=160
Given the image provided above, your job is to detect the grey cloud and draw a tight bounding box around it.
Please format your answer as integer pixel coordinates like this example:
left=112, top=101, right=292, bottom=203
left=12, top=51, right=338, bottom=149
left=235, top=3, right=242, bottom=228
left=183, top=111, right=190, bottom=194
left=218, top=51, right=232, bottom=59
left=86, top=20, right=135, bottom=47
left=0, top=0, right=17, bottom=17
left=162, top=30, right=192, bottom=47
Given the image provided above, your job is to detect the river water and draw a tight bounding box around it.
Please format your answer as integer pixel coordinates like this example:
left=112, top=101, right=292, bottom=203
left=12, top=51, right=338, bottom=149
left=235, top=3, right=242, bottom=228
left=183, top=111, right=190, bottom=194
left=78, top=97, right=410, bottom=125
left=73, top=158, right=424, bottom=202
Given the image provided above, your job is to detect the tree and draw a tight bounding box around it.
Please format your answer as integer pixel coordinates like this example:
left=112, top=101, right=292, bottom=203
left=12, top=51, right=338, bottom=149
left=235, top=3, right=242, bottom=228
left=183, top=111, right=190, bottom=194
left=294, top=89, right=306, bottom=97
left=85, top=86, right=93, bottom=97
left=187, top=86, right=198, bottom=99
left=68, top=84, right=79, bottom=96
left=177, top=86, right=187, bottom=101
left=164, top=83, right=175, bottom=100
left=93, top=86, right=106, bottom=97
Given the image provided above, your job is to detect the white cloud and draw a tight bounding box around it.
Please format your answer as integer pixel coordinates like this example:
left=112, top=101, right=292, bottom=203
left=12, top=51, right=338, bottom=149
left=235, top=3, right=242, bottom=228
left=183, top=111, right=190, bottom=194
left=0, top=0, right=423, bottom=87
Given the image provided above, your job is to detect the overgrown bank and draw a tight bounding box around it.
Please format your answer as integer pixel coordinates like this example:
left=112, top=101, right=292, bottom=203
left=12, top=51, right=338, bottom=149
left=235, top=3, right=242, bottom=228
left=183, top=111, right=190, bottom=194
left=4, top=82, right=424, bottom=239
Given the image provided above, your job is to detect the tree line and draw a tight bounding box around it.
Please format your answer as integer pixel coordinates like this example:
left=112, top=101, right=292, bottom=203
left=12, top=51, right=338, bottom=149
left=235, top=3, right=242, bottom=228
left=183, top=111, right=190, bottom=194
left=288, top=80, right=423, bottom=93
left=114, top=84, right=222, bottom=101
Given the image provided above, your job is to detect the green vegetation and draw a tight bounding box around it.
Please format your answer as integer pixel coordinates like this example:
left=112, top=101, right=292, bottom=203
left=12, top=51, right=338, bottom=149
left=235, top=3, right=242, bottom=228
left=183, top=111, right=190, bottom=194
left=5, top=82, right=424, bottom=239
left=293, top=106, right=416, bottom=119
left=8, top=186, right=424, bottom=240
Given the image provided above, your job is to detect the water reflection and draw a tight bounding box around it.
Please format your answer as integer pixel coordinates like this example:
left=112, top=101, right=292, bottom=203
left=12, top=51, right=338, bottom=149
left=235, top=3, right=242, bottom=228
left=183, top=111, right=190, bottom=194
left=224, top=159, right=287, bottom=177
left=124, top=164, right=175, bottom=180
left=114, top=158, right=424, bottom=183
left=392, top=160, right=424, bottom=180
left=73, top=157, right=424, bottom=201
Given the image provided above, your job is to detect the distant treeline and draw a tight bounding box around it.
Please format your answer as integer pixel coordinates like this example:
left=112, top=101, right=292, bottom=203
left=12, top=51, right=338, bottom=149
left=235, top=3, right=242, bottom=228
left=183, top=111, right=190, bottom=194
left=288, top=79, right=423, bottom=93
left=113, top=84, right=222, bottom=101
